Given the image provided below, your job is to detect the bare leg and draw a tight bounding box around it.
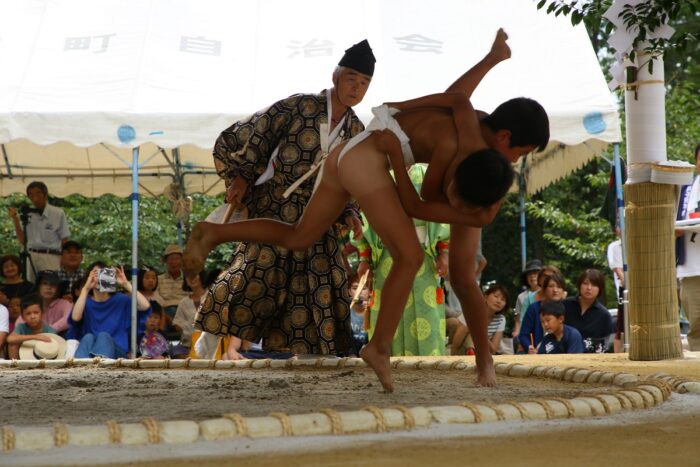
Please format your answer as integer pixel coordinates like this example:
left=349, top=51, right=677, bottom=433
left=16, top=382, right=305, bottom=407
left=351, top=186, right=424, bottom=393
left=449, top=225, right=496, bottom=387
left=184, top=162, right=352, bottom=277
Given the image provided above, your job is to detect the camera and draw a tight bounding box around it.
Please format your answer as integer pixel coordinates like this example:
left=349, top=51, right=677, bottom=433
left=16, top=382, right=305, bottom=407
left=96, top=268, right=117, bottom=293
left=19, top=205, right=42, bottom=215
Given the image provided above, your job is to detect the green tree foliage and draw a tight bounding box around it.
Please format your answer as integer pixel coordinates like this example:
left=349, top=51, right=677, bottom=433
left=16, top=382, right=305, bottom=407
left=482, top=1, right=700, bottom=307
left=0, top=192, right=234, bottom=274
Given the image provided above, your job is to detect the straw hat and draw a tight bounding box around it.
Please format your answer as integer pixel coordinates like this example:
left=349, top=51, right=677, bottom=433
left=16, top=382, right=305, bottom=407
left=19, top=334, right=68, bottom=360
left=162, top=244, right=183, bottom=259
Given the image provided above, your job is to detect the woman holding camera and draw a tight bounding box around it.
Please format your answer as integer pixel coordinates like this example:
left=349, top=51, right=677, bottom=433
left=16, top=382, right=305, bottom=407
left=69, top=262, right=150, bottom=358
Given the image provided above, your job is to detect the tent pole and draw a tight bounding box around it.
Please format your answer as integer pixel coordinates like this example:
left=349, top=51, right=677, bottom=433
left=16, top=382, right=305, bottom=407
left=173, top=148, right=185, bottom=246
left=519, top=156, right=528, bottom=271
left=130, top=146, right=140, bottom=357
left=613, top=143, right=628, bottom=351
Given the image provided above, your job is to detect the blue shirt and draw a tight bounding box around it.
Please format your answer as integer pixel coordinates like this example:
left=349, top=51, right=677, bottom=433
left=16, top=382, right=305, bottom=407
left=538, top=325, right=585, bottom=354
left=25, top=204, right=70, bottom=250
left=518, top=301, right=545, bottom=349
left=69, top=293, right=132, bottom=353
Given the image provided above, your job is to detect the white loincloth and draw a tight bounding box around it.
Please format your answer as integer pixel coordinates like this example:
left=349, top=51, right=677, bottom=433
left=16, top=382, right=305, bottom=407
left=337, top=105, right=415, bottom=168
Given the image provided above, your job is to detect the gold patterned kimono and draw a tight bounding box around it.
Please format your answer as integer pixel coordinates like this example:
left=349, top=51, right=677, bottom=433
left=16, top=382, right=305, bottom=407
left=194, top=91, right=364, bottom=355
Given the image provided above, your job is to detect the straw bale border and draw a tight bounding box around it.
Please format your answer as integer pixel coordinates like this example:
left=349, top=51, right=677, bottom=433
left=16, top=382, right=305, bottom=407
left=0, top=357, right=694, bottom=452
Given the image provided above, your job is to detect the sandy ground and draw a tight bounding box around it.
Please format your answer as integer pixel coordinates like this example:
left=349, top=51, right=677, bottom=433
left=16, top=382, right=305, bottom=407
left=3, top=352, right=700, bottom=466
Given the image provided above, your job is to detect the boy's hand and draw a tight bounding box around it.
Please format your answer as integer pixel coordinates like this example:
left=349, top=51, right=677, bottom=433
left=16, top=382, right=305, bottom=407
left=33, top=334, right=52, bottom=343
left=528, top=345, right=537, bottom=355
left=489, top=28, right=511, bottom=63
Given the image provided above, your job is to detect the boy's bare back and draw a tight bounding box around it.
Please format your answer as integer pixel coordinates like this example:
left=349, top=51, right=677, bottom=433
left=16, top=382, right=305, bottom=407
left=394, top=108, right=457, bottom=164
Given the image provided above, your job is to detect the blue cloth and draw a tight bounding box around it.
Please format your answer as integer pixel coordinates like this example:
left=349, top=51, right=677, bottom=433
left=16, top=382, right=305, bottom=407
left=75, top=331, right=127, bottom=359
left=68, top=293, right=132, bottom=354
left=14, top=322, right=56, bottom=335
left=518, top=301, right=544, bottom=350
left=538, top=325, right=585, bottom=354
left=136, top=307, right=153, bottom=344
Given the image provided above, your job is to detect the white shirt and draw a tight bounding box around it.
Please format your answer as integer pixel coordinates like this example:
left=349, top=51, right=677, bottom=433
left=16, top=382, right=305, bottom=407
left=26, top=204, right=70, bottom=250
left=678, top=176, right=700, bottom=278
left=0, top=305, right=9, bottom=333
left=607, top=239, right=623, bottom=290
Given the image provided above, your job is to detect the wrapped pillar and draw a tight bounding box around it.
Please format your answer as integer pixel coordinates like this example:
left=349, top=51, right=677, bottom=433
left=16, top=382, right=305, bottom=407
left=624, top=52, right=682, bottom=360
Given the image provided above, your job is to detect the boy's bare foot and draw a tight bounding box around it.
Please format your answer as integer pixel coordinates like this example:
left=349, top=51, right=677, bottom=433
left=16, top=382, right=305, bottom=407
left=360, top=342, right=394, bottom=393
left=475, top=355, right=497, bottom=387
left=183, top=222, right=216, bottom=278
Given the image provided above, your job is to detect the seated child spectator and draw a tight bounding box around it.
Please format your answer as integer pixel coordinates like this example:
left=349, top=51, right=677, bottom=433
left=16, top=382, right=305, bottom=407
left=518, top=272, right=566, bottom=352
left=14, top=270, right=72, bottom=335
left=0, top=254, right=35, bottom=303
left=171, top=270, right=215, bottom=358
left=534, top=300, right=584, bottom=354
left=7, top=294, right=56, bottom=359
left=448, top=284, right=510, bottom=355
left=139, top=307, right=169, bottom=359
left=70, top=262, right=150, bottom=358
left=7, top=296, right=21, bottom=333
left=138, top=266, right=165, bottom=308
left=564, top=268, right=613, bottom=353
left=515, top=264, right=562, bottom=352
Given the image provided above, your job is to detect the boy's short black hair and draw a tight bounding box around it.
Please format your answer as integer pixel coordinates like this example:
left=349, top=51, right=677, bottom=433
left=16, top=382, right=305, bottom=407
left=20, top=293, right=44, bottom=314
left=453, top=148, right=515, bottom=207
left=26, top=181, right=48, bottom=196
left=540, top=300, right=565, bottom=318
left=483, top=97, right=550, bottom=152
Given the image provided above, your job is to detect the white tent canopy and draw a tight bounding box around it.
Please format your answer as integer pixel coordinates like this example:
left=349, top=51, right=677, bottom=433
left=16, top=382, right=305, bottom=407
left=0, top=0, right=620, bottom=197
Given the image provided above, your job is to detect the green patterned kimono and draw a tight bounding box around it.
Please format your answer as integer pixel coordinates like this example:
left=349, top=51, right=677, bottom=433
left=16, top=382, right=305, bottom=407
left=355, top=164, right=449, bottom=356
left=195, top=91, right=364, bottom=355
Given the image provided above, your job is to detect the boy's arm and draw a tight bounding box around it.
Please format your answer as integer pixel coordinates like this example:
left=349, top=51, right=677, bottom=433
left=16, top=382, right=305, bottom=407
left=378, top=131, right=500, bottom=227
left=445, top=28, right=510, bottom=97
left=387, top=92, right=476, bottom=159
left=7, top=332, right=51, bottom=345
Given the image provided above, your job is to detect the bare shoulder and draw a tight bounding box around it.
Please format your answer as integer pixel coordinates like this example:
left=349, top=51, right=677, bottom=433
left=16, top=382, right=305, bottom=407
left=397, top=110, right=457, bottom=161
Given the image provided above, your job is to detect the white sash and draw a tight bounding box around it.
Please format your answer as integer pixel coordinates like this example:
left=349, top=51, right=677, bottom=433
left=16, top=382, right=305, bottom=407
left=282, top=89, right=346, bottom=198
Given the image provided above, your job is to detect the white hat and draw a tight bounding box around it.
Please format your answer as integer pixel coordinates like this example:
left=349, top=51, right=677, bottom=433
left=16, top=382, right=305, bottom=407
left=19, top=334, right=68, bottom=360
